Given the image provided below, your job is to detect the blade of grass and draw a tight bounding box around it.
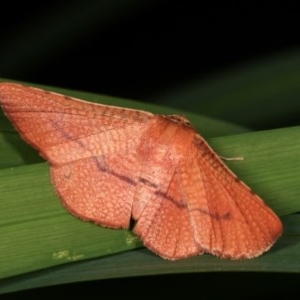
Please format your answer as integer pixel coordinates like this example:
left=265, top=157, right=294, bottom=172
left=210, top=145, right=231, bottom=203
left=0, top=125, right=299, bottom=285
left=0, top=213, right=298, bottom=294
left=0, top=80, right=299, bottom=294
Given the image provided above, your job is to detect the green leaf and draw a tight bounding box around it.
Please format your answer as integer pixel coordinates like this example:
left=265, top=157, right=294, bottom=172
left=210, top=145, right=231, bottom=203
left=0, top=214, right=298, bottom=294
left=0, top=78, right=299, bottom=294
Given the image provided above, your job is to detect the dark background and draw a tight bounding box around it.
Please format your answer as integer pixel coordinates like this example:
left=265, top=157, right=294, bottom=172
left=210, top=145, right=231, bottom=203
left=3, top=272, right=299, bottom=299
left=1, top=1, right=300, bottom=298
left=1, top=1, right=299, bottom=104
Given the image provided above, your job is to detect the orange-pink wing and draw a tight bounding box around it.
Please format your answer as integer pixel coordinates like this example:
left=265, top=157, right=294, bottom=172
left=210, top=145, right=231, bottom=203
left=182, top=135, right=282, bottom=259
left=0, top=82, right=154, bottom=228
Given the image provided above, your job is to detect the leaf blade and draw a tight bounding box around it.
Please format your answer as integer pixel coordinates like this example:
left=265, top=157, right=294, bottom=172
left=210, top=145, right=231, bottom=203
left=0, top=214, right=298, bottom=294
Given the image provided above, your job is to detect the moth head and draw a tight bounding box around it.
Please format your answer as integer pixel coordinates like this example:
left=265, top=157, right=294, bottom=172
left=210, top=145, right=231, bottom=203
left=164, top=114, right=193, bottom=129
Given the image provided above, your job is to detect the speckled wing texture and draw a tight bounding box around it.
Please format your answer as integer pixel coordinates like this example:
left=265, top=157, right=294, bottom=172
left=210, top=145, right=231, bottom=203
left=0, top=82, right=283, bottom=260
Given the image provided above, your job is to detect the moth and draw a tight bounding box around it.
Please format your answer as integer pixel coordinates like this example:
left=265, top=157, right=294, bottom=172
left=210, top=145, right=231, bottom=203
left=0, top=82, right=282, bottom=260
